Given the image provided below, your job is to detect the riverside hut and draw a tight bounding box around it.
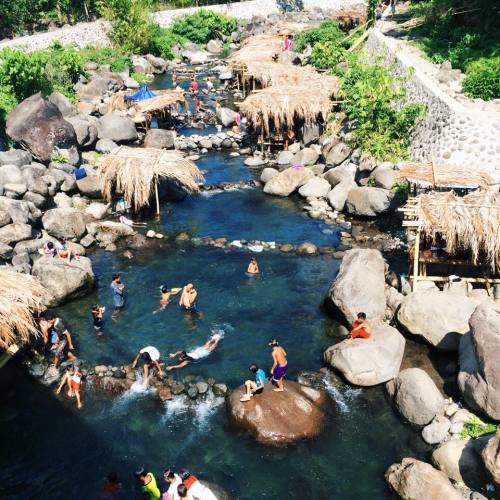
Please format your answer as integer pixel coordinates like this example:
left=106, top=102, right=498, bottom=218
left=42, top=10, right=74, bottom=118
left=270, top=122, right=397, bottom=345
left=0, top=269, right=47, bottom=352
left=100, top=146, right=203, bottom=214
left=401, top=190, right=500, bottom=290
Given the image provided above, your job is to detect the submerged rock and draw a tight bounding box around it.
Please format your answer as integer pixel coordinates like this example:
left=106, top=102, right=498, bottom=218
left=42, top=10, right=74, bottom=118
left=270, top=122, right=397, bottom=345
left=386, top=458, right=462, bottom=500
left=227, top=381, right=328, bottom=445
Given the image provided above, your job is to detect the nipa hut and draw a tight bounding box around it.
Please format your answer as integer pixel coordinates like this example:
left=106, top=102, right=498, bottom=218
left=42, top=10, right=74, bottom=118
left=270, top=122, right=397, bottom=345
left=100, top=146, right=204, bottom=214
left=0, top=269, right=47, bottom=351
left=401, top=190, right=500, bottom=290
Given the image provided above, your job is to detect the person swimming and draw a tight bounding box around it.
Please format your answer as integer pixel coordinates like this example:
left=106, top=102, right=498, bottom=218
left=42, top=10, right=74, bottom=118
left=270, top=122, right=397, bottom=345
left=247, top=257, right=260, bottom=274
left=179, top=283, right=198, bottom=312
left=166, top=334, right=221, bottom=371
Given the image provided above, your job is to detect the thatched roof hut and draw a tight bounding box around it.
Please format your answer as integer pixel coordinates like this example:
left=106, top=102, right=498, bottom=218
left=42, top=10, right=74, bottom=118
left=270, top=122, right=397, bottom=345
left=100, top=146, right=204, bottom=213
left=396, top=161, right=493, bottom=191
left=409, top=190, right=500, bottom=272
left=107, top=90, right=186, bottom=118
left=0, top=269, right=47, bottom=350
left=238, top=81, right=337, bottom=133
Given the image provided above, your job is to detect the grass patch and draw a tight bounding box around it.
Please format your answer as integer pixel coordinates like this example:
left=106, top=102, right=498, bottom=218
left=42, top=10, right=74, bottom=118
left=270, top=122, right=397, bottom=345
left=459, top=415, right=500, bottom=439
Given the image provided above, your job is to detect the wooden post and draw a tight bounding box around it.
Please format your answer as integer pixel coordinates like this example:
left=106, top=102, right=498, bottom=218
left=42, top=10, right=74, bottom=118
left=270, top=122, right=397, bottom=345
left=0, top=344, right=19, bottom=370
left=154, top=175, right=160, bottom=216
left=412, top=227, right=421, bottom=291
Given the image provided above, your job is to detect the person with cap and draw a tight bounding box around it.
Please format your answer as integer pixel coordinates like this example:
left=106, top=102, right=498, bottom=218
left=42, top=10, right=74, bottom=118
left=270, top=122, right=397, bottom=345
left=162, top=469, right=182, bottom=500
left=269, top=339, right=287, bottom=392
left=131, top=346, right=164, bottom=388
left=135, top=467, right=160, bottom=499
left=180, top=469, right=217, bottom=500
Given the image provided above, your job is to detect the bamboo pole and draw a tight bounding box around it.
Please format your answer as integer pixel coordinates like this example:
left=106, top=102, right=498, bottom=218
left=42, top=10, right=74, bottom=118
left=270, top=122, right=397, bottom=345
left=154, top=175, right=160, bottom=216
left=412, top=226, right=421, bottom=291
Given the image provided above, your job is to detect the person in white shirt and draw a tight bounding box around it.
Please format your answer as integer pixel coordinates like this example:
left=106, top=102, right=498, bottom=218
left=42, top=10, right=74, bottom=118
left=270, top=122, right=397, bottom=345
left=180, top=470, right=217, bottom=500
left=163, top=470, right=182, bottom=500
left=131, top=346, right=163, bottom=387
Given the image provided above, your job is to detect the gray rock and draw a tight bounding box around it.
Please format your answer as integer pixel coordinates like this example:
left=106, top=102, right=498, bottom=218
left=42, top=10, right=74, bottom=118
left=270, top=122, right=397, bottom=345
left=328, top=248, right=387, bottom=324
left=145, top=54, right=167, bottom=73
left=298, top=177, right=331, bottom=198
left=0, top=241, right=13, bottom=259
left=244, top=157, right=266, bottom=167
left=398, top=290, right=479, bottom=350
left=76, top=174, right=102, bottom=198
left=358, top=154, right=377, bottom=174
left=302, top=124, right=320, bottom=145
left=196, top=381, right=209, bottom=394
left=0, top=164, right=23, bottom=185
left=292, top=147, right=319, bottom=166
left=422, top=415, right=451, bottom=444
left=212, top=383, right=228, bottom=397
left=432, top=439, right=487, bottom=490
left=123, top=77, right=139, bottom=89
left=23, top=191, right=46, bottom=208
left=144, top=129, right=175, bottom=149
left=482, top=431, right=500, bottom=487
left=85, top=202, right=108, bottom=220
left=6, top=93, right=79, bottom=165
left=327, top=180, right=357, bottom=211
left=260, top=168, right=279, bottom=183
left=206, top=39, right=224, bottom=55
left=79, top=234, right=96, bottom=248
left=389, top=368, right=444, bottom=426
left=345, top=187, right=397, bottom=217
left=458, top=302, right=500, bottom=420
left=77, top=76, right=109, bottom=102
left=4, top=183, right=27, bottom=196
left=277, top=150, right=294, bottom=166
left=324, top=162, right=357, bottom=187
left=96, top=113, right=138, bottom=143
left=263, top=166, right=314, bottom=196
left=325, top=324, right=405, bottom=386
left=372, top=162, right=396, bottom=190
left=216, top=106, right=236, bottom=127
left=32, top=255, right=95, bottom=306
left=0, top=150, right=32, bottom=167
left=95, top=138, right=119, bottom=154
left=42, top=207, right=87, bottom=239
left=48, top=91, right=77, bottom=117
left=324, top=141, right=351, bottom=166
left=386, top=458, right=462, bottom=500
left=132, top=56, right=153, bottom=74
left=0, top=223, right=33, bottom=245
left=182, top=50, right=208, bottom=65
left=0, top=210, right=11, bottom=227
left=66, top=116, right=98, bottom=149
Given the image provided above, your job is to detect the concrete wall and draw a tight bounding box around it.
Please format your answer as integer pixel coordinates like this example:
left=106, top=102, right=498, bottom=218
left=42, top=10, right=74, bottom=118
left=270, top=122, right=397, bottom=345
left=365, top=29, right=500, bottom=184
left=0, top=0, right=363, bottom=52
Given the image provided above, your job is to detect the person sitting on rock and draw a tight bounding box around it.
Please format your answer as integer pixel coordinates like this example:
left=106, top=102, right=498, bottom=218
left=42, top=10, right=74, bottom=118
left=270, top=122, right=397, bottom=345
left=55, top=238, right=72, bottom=262
left=349, top=312, right=372, bottom=341
left=56, top=363, right=83, bottom=409
left=269, top=339, right=287, bottom=392
left=49, top=317, right=76, bottom=369
left=39, top=240, right=56, bottom=257
left=166, top=334, right=222, bottom=371
left=240, top=363, right=266, bottom=402
left=131, top=346, right=164, bottom=388
left=179, top=469, right=217, bottom=500
left=247, top=257, right=260, bottom=274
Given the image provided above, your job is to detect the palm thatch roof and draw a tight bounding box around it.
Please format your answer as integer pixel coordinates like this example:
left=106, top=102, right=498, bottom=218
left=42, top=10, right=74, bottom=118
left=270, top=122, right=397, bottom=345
left=0, top=269, right=47, bottom=350
left=107, top=90, right=186, bottom=116
left=238, top=82, right=335, bottom=133
left=100, top=146, right=204, bottom=211
left=228, top=35, right=283, bottom=68
left=414, top=190, right=500, bottom=272
left=396, top=161, right=493, bottom=190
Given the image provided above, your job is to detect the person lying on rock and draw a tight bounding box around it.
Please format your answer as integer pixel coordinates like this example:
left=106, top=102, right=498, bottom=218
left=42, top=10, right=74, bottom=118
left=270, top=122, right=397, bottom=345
left=166, top=334, right=222, bottom=371
left=56, top=364, right=83, bottom=409
left=348, top=312, right=372, bottom=342
left=269, top=339, right=288, bottom=392
left=240, top=363, right=267, bottom=402
left=247, top=257, right=260, bottom=274
left=131, top=346, right=164, bottom=388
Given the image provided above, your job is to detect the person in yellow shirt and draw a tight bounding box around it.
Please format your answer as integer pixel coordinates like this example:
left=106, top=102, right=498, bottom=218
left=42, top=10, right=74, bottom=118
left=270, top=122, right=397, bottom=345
left=135, top=467, right=160, bottom=500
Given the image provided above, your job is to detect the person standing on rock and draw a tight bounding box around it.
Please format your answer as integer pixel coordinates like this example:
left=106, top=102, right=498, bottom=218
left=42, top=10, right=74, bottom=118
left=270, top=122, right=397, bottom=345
left=269, top=339, right=288, bottom=392
left=131, top=346, right=164, bottom=388
left=240, top=363, right=267, bottom=402
left=348, top=312, right=372, bottom=341
left=190, top=77, right=198, bottom=94
left=110, top=274, right=125, bottom=317
left=247, top=257, right=260, bottom=274
left=135, top=467, right=161, bottom=500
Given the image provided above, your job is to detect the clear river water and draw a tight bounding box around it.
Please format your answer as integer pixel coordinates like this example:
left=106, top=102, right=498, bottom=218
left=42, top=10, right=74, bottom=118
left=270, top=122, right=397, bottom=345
left=0, top=82, right=430, bottom=499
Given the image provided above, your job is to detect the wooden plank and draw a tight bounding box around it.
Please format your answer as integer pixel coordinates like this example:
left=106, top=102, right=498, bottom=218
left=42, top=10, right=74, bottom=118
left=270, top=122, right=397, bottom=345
left=417, top=276, right=500, bottom=284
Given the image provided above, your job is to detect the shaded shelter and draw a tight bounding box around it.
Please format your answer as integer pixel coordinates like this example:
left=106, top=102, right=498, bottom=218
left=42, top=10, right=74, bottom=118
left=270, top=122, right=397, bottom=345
left=100, top=146, right=203, bottom=214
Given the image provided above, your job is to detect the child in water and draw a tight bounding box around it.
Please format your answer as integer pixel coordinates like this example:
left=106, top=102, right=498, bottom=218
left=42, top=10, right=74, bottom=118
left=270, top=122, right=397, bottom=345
left=57, top=364, right=83, bottom=409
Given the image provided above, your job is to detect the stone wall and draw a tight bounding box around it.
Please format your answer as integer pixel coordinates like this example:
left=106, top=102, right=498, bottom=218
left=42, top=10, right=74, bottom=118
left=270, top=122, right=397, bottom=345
left=364, top=29, right=500, bottom=184
left=0, top=0, right=363, bottom=52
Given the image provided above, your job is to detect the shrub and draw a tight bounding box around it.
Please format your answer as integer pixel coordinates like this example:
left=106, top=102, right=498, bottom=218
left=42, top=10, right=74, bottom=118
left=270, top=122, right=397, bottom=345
left=147, top=25, right=185, bottom=60
left=294, top=20, right=346, bottom=52
left=462, top=57, right=500, bottom=100
left=311, top=41, right=344, bottom=69
left=78, top=46, right=133, bottom=72
left=460, top=415, right=500, bottom=439
left=171, top=9, right=237, bottom=44
left=340, top=58, right=426, bottom=161
left=131, top=72, right=148, bottom=85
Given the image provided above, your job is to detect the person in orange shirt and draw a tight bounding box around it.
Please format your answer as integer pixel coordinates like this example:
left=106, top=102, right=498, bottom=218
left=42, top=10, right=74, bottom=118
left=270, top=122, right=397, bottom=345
left=349, top=312, right=372, bottom=340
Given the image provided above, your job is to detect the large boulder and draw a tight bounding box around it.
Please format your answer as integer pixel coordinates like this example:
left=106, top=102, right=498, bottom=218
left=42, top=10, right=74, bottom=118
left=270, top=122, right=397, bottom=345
left=327, top=180, right=356, bottom=211
left=386, top=458, right=462, bottom=500
left=345, top=187, right=397, bottom=217
left=482, top=431, right=500, bottom=487
left=323, top=141, right=351, bottom=166
left=144, top=129, right=175, bottom=149
left=260, top=168, right=278, bottom=183
left=432, top=439, right=487, bottom=490
left=48, top=91, right=77, bottom=118
left=77, top=76, right=109, bottom=102
left=276, top=150, right=294, bottom=166
left=206, top=39, right=224, bottom=55
left=96, top=113, right=138, bottom=143
left=0, top=222, right=32, bottom=245
left=421, top=415, right=451, bottom=445
left=458, top=302, right=500, bottom=420
left=372, top=162, right=396, bottom=190
left=132, top=56, right=154, bottom=75
left=216, top=106, right=236, bottom=127
left=328, top=248, right=386, bottom=324
left=32, top=255, right=95, bottom=306
left=6, top=93, right=79, bottom=165
left=387, top=368, right=444, bottom=426
left=0, top=197, right=30, bottom=223
left=298, top=177, right=331, bottom=198
left=66, top=116, right=98, bottom=149
left=263, top=166, right=314, bottom=196
left=42, top=208, right=87, bottom=239
left=227, top=381, right=328, bottom=445
left=324, top=162, right=356, bottom=187
left=182, top=50, right=208, bottom=65
left=324, top=324, right=405, bottom=386
left=292, top=147, right=319, bottom=166
left=398, top=289, right=479, bottom=350
left=95, top=139, right=119, bottom=154
left=0, top=150, right=32, bottom=167
left=76, top=174, right=102, bottom=198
